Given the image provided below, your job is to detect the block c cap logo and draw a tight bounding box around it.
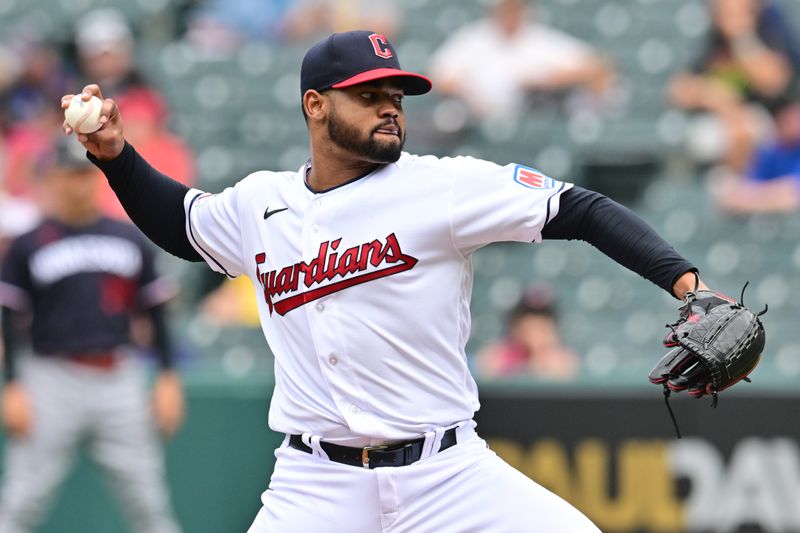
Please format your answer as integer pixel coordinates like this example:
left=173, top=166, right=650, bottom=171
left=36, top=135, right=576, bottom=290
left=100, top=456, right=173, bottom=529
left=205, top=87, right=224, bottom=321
left=369, top=33, right=393, bottom=59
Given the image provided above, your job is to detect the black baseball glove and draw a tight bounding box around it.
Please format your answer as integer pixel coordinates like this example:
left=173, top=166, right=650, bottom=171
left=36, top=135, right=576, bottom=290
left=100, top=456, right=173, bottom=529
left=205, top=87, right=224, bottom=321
left=649, top=277, right=767, bottom=415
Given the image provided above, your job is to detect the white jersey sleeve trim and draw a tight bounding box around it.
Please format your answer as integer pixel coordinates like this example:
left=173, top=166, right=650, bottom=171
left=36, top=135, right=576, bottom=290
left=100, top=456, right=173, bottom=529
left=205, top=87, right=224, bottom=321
left=535, top=181, right=574, bottom=243
left=184, top=190, right=238, bottom=278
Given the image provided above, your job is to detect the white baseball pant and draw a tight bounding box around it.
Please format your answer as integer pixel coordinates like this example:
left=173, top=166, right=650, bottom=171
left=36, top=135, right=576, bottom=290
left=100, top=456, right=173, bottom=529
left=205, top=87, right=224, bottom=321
left=247, top=423, right=599, bottom=532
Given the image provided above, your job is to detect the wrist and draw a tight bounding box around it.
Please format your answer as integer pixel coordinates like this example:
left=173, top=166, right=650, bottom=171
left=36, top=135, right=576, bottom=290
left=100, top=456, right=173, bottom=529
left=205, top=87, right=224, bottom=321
left=672, top=270, right=705, bottom=299
left=87, top=140, right=131, bottom=167
left=96, top=140, right=127, bottom=162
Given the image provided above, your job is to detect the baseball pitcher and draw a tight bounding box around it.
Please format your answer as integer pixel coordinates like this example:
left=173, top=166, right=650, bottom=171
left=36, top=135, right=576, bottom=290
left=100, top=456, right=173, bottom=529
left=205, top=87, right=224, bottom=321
left=60, top=31, right=762, bottom=532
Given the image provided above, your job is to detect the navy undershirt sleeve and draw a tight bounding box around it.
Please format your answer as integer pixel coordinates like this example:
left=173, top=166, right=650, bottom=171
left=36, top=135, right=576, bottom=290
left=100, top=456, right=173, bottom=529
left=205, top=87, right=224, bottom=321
left=2, top=306, right=18, bottom=383
left=541, top=186, right=697, bottom=297
left=88, top=142, right=203, bottom=262
left=147, top=303, right=173, bottom=370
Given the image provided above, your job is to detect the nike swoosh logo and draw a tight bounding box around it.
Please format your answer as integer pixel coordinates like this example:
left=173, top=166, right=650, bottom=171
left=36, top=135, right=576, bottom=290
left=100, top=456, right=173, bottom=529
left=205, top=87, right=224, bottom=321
left=263, top=207, right=288, bottom=220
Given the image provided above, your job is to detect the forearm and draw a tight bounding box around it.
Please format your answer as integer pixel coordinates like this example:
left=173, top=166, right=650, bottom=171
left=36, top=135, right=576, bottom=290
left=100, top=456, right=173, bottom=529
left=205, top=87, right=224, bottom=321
left=147, top=303, right=174, bottom=371
left=542, top=187, right=697, bottom=297
left=739, top=54, right=790, bottom=96
left=1, top=306, right=18, bottom=383
left=88, top=142, right=203, bottom=262
left=535, top=57, right=613, bottom=94
left=669, top=74, right=741, bottom=113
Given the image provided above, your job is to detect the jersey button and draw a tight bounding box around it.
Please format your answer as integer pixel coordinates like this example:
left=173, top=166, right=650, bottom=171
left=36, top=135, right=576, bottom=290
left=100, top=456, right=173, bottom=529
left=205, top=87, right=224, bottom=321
left=349, top=404, right=360, bottom=414
left=312, top=224, right=320, bottom=232
left=312, top=200, right=321, bottom=208
left=316, top=303, right=324, bottom=312
left=328, top=356, right=338, bottom=366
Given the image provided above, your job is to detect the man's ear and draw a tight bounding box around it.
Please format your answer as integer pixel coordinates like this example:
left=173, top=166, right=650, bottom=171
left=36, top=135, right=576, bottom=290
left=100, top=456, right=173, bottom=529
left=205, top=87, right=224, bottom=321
left=303, top=90, right=327, bottom=121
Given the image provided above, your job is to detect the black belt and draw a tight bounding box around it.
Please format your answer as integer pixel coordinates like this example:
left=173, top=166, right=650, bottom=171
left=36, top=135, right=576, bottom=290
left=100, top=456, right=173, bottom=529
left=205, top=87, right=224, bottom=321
left=288, top=427, right=458, bottom=469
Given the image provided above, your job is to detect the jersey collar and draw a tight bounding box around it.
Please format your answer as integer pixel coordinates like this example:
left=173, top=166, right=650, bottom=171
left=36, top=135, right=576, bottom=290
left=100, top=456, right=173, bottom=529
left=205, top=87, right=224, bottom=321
left=302, top=160, right=384, bottom=195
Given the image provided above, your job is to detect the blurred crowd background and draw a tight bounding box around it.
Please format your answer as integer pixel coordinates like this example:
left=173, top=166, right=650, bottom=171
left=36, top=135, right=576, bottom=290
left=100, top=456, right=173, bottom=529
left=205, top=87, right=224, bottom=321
left=4, top=0, right=800, bottom=386
left=2, top=0, right=800, bottom=530
left=2, top=0, right=794, bottom=386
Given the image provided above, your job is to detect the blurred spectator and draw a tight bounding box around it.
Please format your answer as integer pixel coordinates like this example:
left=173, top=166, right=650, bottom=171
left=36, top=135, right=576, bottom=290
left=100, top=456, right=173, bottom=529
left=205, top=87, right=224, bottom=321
left=281, top=0, right=403, bottom=42
left=0, top=34, right=72, bottom=128
left=74, top=8, right=140, bottom=98
left=0, top=44, right=16, bottom=92
left=184, top=0, right=401, bottom=56
left=0, top=138, right=183, bottom=533
left=429, top=0, right=614, bottom=120
left=669, top=0, right=800, bottom=172
left=74, top=8, right=195, bottom=220
left=184, top=0, right=293, bottom=56
left=476, top=284, right=579, bottom=380
left=1, top=33, right=73, bottom=202
left=714, top=91, right=800, bottom=213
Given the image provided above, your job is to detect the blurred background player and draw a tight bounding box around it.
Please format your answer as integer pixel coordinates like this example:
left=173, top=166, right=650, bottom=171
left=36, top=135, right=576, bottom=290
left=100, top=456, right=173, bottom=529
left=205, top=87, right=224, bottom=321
left=0, top=139, right=184, bottom=533
left=669, top=0, right=800, bottom=172
left=429, top=0, right=615, bottom=121
left=476, top=284, right=579, bottom=380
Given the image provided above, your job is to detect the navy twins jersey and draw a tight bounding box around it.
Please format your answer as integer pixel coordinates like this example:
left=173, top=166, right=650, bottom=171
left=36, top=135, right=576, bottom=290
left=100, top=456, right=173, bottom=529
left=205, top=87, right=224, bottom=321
left=0, top=217, right=172, bottom=355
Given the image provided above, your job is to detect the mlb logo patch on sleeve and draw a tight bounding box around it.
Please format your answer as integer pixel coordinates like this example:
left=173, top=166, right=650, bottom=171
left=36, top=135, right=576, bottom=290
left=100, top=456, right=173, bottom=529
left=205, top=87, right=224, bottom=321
left=513, top=165, right=555, bottom=189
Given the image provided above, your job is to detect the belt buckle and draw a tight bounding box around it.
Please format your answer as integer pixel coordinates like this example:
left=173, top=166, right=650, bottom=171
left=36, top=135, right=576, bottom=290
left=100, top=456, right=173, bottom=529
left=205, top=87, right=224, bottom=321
left=361, top=444, right=388, bottom=469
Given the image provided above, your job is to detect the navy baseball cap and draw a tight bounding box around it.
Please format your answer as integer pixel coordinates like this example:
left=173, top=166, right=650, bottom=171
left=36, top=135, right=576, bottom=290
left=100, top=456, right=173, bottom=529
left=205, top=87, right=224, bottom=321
left=301, top=31, right=432, bottom=96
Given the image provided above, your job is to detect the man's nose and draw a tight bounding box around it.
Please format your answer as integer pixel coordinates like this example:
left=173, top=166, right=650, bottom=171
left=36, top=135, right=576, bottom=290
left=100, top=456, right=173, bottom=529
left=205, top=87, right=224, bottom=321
left=379, top=105, right=399, bottom=119
left=378, top=98, right=400, bottom=118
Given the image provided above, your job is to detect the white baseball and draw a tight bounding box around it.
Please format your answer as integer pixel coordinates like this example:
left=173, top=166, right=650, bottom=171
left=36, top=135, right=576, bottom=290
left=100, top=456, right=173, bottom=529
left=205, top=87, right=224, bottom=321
left=64, top=95, right=103, bottom=134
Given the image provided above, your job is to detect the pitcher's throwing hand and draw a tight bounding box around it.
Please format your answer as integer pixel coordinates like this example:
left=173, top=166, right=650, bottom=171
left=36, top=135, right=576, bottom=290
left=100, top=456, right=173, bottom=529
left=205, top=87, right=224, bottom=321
left=61, top=85, right=125, bottom=160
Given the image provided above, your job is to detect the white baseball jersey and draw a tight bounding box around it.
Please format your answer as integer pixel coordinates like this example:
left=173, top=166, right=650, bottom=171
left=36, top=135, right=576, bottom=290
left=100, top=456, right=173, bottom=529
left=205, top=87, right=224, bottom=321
left=184, top=153, right=572, bottom=444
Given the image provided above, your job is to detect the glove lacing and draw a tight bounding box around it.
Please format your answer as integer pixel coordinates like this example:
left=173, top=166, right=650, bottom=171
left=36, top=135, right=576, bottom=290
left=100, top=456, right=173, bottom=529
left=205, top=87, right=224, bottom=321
left=661, top=386, right=681, bottom=439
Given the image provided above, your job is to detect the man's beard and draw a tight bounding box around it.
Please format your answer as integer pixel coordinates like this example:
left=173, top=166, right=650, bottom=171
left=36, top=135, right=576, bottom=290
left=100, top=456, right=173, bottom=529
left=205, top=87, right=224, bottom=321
left=327, top=108, right=404, bottom=163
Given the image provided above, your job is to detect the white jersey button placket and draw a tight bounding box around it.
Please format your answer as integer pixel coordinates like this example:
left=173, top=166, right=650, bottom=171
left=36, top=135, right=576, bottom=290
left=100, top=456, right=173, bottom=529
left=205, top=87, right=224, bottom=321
left=301, top=193, right=365, bottom=429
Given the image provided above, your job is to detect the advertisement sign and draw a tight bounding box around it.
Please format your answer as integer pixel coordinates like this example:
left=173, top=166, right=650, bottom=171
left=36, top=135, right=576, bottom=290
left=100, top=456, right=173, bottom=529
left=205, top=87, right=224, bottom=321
left=475, top=392, right=800, bottom=532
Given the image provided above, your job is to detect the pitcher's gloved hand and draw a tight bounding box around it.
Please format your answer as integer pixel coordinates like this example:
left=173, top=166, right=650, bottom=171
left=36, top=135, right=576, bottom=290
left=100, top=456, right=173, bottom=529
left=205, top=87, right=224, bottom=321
left=649, top=281, right=766, bottom=405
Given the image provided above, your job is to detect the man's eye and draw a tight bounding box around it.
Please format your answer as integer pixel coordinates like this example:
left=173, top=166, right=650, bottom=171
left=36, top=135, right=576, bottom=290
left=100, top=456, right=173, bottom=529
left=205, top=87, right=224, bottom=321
left=361, top=93, right=374, bottom=100
left=393, top=95, right=404, bottom=104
